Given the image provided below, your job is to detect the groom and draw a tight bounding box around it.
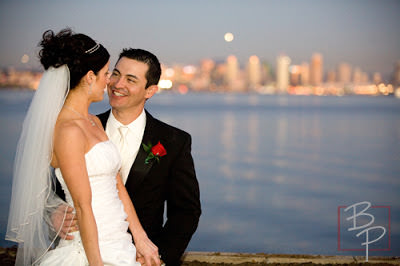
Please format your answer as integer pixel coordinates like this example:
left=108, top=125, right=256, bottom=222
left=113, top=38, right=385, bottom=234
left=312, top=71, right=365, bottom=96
left=57, top=48, right=201, bottom=266
left=100, top=48, right=201, bottom=265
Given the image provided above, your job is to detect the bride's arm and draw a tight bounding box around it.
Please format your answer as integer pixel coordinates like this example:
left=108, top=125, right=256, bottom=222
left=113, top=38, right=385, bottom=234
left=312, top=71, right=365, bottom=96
left=116, top=173, right=161, bottom=266
left=54, top=124, right=103, bottom=266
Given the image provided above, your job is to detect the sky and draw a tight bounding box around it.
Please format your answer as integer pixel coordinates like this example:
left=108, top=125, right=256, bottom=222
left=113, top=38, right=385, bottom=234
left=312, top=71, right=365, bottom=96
left=0, top=0, right=399, bottom=80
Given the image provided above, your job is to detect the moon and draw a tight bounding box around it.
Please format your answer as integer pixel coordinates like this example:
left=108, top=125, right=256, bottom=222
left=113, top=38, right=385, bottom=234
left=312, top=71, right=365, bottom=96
left=224, top=32, right=234, bottom=42
left=21, top=54, right=29, bottom=64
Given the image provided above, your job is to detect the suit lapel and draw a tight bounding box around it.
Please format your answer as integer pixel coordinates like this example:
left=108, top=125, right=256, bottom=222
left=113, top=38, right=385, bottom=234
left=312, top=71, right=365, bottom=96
left=97, top=110, right=111, bottom=129
left=126, top=110, right=158, bottom=190
left=98, top=109, right=158, bottom=190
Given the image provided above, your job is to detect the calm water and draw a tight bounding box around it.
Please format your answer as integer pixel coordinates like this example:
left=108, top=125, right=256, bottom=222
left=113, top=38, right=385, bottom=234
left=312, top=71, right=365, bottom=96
left=0, top=90, right=399, bottom=256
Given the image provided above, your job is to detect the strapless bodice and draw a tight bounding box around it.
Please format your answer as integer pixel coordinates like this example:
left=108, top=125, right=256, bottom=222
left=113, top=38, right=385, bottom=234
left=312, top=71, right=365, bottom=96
left=41, top=140, right=139, bottom=265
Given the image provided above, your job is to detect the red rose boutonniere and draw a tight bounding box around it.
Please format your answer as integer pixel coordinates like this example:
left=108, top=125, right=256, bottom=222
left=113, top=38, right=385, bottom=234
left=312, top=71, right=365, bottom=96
left=143, top=141, right=167, bottom=164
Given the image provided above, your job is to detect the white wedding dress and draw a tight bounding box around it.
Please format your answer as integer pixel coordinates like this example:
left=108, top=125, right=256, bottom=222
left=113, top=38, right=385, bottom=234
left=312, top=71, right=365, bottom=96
left=40, top=140, right=140, bottom=265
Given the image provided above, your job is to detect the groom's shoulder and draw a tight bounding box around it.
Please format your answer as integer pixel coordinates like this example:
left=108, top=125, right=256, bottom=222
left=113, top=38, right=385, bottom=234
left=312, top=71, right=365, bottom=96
left=96, top=110, right=111, bottom=127
left=97, top=109, right=111, bottom=120
left=148, top=113, right=191, bottom=141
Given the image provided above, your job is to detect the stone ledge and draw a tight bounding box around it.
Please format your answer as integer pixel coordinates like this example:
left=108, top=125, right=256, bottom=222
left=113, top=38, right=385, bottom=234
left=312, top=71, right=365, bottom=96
left=1, top=247, right=399, bottom=265
left=181, top=252, right=400, bottom=265
left=0, top=247, right=16, bottom=266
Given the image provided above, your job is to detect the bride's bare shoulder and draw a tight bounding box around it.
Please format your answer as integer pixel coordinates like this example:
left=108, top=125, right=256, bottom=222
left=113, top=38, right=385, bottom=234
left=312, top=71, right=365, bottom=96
left=51, top=118, right=86, bottom=167
left=54, top=118, right=86, bottom=148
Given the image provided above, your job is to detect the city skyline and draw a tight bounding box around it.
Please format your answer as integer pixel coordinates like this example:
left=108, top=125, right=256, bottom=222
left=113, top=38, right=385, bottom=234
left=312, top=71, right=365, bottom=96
left=0, top=0, right=399, bottom=80
left=2, top=51, right=399, bottom=97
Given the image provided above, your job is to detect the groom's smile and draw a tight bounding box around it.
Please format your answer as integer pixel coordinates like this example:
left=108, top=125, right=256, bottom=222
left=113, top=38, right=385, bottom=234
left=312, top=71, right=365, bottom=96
left=111, top=88, right=128, bottom=97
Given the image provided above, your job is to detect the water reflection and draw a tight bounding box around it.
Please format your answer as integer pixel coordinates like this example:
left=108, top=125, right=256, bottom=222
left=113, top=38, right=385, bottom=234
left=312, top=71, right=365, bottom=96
left=219, top=112, right=235, bottom=180
left=247, top=112, right=259, bottom=155
left=275, top=115, right=288, bottom=158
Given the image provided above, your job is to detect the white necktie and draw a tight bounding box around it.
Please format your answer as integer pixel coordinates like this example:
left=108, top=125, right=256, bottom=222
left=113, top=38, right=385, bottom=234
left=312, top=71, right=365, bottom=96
left=118, top=126, right=129, bottom=180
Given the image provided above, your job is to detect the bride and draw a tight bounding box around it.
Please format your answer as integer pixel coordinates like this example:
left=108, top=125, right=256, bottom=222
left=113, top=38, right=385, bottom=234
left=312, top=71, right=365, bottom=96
left=6, top=28, right=161, bottom=266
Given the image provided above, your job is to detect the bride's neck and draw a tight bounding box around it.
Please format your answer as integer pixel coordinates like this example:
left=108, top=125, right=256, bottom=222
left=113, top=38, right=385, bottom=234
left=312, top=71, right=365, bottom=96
left=64, top=89, right=91, bottom=114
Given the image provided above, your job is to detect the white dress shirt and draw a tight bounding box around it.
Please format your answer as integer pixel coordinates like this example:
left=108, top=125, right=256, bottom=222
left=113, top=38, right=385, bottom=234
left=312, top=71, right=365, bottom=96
left=106, top=109, right=146, bottom=184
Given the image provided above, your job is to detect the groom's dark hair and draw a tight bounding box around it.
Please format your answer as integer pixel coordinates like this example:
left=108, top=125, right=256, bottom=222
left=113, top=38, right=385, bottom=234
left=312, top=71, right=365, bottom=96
left=117, top=48, right=161, bottom=88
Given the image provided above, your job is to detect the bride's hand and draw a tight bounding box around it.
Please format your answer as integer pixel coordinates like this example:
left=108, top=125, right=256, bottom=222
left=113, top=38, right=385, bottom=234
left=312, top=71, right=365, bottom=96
left=134, top=233, right=160, bottom=266
left=51, top=204, right=78, bottom=240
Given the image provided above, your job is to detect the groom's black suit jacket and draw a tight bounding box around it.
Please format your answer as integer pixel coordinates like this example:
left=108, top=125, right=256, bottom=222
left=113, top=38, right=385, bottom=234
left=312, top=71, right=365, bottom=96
left=98, top=109, right=201, bottom=266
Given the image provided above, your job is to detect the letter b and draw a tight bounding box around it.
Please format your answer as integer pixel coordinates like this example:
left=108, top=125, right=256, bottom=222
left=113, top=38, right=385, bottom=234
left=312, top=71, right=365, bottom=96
left=344, top=201, right=374, bottom=231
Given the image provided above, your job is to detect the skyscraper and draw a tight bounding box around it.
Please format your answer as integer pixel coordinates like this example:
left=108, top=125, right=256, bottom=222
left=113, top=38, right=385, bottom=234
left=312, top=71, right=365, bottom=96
left=326, top=70, right=336, bottom=83
left=373, top=72, right=382, bottom=84
left=300, top=62, right=310, bottom=86
left=247, top=55, right=261, bottom=90
left=225, top=55, right=239, bottom=90
left=289, top=65, right=301, bottom=86
left=276, top=55, right=291, bottom=93
left=338, top=63, right=352, bottom=84
left=191, top=59, right=215, bottom=91
left=391, top=61, right=400, bottom=86
left=310, top=53, right=323, bottom=86
left=361, top=72, right=369, bottom=84
left=353, top=67, right=362, bottom=84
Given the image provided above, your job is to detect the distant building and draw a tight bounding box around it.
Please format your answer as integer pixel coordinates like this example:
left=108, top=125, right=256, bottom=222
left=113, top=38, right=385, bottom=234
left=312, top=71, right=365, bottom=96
left=289, top=65, right=301, bottom=86
left=353, top=67, right=362, bottom=84
left=338, top=63, right=352, bottom=84
left=326, top=70, right=336, bottom=83
left=373, top=72, right=382, bottom=84
left=310, top=53, right=323, bottom=86
left=361, top=72, right=369, bottom=84
left=186, top=59, right=215, bottom=92
left=247, top=55, right=261, bottom=90
left=225, top=55, right=240, bottom=91
left=261, top=61, right=273, bottom=85
left=300, top=62, right=310, bottom=86
left=391, top=61, right=400, bottom=86
left=0, top=67, right=42, bottom=89
left=276, top=55, right=291, bottom=93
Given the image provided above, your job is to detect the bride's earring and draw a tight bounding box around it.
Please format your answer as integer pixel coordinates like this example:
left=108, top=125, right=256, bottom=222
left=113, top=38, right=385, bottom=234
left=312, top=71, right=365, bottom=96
left=88, top=83, right=92, bottom=95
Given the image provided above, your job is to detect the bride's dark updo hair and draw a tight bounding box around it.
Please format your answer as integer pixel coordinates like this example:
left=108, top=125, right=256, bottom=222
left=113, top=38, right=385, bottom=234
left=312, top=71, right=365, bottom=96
left=39, top=28, right=110, bottom=89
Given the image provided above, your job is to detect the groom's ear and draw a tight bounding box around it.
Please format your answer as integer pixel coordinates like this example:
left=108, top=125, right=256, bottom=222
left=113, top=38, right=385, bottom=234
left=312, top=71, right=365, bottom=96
left=145, top=85, right=158, bottom=100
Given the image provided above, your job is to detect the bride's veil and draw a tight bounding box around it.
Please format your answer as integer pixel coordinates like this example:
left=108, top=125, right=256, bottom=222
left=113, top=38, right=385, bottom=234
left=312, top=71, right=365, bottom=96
left=6, top=65, right=70, bottom=265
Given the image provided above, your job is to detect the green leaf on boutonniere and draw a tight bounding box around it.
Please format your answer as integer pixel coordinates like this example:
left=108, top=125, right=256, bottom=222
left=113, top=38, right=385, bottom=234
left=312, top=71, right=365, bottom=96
left=142, top=142, right=151, bottom=153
